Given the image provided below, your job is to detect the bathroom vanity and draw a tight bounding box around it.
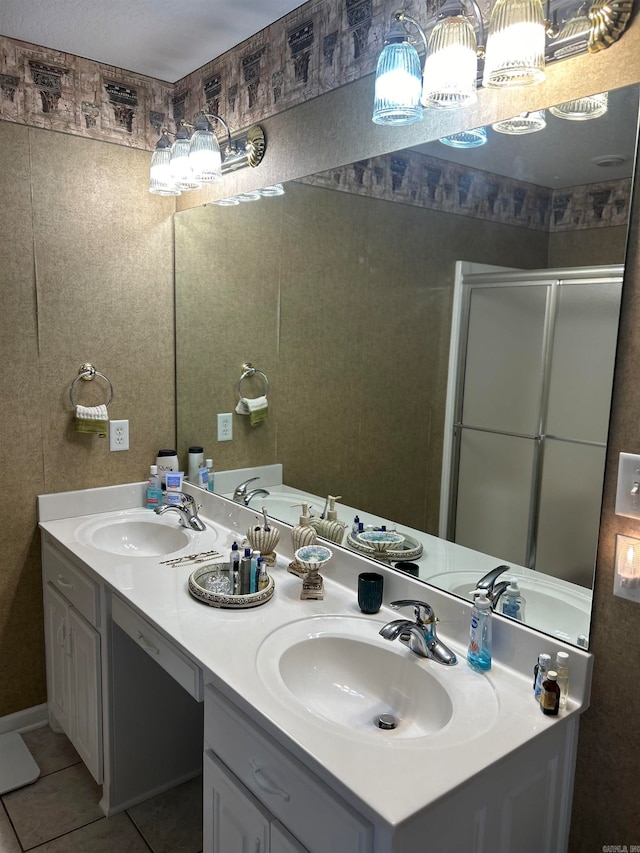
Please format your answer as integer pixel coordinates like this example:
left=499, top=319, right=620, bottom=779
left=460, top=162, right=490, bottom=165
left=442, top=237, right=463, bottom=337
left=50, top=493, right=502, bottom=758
left=38, top=482, right=592, bottom=853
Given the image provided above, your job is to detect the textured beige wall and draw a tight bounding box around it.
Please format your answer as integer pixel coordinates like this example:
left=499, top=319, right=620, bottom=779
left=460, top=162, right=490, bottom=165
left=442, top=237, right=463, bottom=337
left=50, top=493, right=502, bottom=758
left=176, top=182, right=548, bottom=533
left=548, top=225, right=629, bottom=269
left=569, top=139, right=640, bottom=851
left=0, top=121, right=175, bottom=716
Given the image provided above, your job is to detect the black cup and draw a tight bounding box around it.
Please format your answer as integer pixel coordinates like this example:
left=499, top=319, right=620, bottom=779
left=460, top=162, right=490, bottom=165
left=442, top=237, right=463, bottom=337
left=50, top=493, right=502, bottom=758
left=358, top=572, right=384, bottom=614
left=395, top=561, right=420, bottom=577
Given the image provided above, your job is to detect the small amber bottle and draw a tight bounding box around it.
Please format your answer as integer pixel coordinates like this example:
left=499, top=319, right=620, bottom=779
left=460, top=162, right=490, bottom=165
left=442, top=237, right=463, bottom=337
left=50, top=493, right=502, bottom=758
left=540, top=670, right=560, bottom=716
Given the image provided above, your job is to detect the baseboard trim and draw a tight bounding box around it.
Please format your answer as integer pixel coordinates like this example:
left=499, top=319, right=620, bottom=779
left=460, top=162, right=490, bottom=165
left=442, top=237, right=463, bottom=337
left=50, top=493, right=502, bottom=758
left=0, top=704, right=49, bottom=736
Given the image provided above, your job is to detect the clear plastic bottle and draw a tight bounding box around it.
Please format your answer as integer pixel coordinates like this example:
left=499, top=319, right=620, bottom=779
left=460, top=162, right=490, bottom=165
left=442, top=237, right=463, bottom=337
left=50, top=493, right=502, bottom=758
left=534, top=653, right=551, bottom=701
left=145, top=465, right=163, bottom=510
left=500, top=578, right=526, bottom=621
left=554, top=651, right=570, bottom=708
left=206, top=458, right=215, bottom=492
left=467, top=590, right=492, bottom=672
left=257, top=556, right=269, bottom=591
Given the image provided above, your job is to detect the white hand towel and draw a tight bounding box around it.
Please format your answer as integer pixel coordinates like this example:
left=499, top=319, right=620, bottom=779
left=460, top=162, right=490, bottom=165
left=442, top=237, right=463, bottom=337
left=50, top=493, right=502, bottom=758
left=235, top=396, right=268, bottom=416
left=75, top=404, right=109, bottom=420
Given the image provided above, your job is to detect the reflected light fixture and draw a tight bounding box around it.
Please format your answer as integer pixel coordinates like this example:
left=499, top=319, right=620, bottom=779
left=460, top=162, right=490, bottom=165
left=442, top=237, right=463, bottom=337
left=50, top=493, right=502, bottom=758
left=440, top=126, right=488, bottom=147
left=615, top=535, right=640, bottom=589
left=492, top=109, right=546, bottom=134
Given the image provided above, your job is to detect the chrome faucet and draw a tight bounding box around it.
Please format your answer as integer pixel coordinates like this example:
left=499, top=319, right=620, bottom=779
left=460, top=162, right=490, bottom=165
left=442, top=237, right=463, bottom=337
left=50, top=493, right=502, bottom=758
left=232, top=477, right=270, bottom=506
left=475, top=564, right=510, bottom=610
left=379, top=600, right=457, bottom=665
left=155, top=493, right=207, bottom=531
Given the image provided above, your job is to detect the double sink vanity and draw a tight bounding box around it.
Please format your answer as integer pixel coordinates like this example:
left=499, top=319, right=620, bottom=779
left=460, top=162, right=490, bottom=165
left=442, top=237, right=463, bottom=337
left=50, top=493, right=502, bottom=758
left=38, top=481, right=593, bottom=853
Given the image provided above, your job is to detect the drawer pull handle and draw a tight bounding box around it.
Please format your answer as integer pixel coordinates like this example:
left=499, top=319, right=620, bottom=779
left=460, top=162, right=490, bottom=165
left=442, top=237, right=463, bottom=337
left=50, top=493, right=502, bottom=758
left=137, top=631, right=160, bottom=655
left=56, top=621, right=66, bottom=649
left=57, top=574, right=74, bottom=589
left=250, top=761, right=291, bottom=802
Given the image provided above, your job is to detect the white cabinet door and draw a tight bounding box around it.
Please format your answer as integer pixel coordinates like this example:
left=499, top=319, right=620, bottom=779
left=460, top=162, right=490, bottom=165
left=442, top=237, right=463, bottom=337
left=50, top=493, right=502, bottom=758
left=44, top=583, right=71, bottom=736
left=68, top=608, right=103, bottom=784
left=272, top=822, right=309, bottom=853
left=204, top=750, right=270, bottom=853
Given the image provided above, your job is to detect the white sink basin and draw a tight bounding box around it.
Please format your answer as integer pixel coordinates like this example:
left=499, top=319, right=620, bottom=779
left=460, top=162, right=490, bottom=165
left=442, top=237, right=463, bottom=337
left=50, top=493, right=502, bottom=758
left=425, top=570, right=591, bottom=644
left=76, top=512, right=193, bottom=557
left=256, top=616, right=498, bottom=743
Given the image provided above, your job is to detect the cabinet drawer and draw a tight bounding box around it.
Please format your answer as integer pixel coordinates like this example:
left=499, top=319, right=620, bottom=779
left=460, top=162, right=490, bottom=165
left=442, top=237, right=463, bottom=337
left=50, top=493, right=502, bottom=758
left=112, top=596, right=203, bottom=701
left=205, top=685, right=371, bottom=853
left=42, top=540, right=100, bottom=627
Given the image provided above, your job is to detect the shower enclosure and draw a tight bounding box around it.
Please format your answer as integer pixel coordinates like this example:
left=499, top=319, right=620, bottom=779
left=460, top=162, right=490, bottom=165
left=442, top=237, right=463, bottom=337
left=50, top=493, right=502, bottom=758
left=442, top=263, right=622, bottom=588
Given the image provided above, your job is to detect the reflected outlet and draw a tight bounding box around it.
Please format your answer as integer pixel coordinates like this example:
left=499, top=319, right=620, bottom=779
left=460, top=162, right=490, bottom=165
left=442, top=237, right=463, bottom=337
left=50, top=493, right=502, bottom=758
left=218, top=413, right=233, bottom=441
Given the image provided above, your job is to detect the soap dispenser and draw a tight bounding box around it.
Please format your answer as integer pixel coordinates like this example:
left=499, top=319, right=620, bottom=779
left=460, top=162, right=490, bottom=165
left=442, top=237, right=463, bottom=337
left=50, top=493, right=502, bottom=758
left=500, top=578, right=526, bottom=621
left=467, top=590, right=492, bottom=673
left=310, top=496, right=347, bottom=545
left=289, top=503, right=317, bottom=577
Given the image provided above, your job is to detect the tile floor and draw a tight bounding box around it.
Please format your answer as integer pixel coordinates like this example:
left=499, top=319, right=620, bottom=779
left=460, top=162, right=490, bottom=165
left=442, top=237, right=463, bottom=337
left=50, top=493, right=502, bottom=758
left=0, top=727, right=202, bottom=852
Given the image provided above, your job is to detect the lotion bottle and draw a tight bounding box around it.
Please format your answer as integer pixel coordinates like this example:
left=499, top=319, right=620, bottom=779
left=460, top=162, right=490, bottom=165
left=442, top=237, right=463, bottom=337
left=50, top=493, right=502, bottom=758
left=534, top=653, right=551, bottom=700
left=554, top=651, right=570, bottom=708
left=467, top=590, right=492, bottom=672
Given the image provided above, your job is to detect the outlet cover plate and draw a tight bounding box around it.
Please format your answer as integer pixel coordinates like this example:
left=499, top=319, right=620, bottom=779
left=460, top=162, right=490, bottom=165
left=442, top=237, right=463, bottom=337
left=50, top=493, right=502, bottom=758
left=217, top=413, right=233, bottom=442
left=109, top=419, right=129, bottom=451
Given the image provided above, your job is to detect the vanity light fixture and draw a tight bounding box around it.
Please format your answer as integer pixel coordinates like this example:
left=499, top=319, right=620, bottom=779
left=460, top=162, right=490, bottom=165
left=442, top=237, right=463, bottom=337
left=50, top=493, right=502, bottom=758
left=439, top=126, right=488, bottom=147
left=148, top=115, right=266, bottom=197
left=492, top=108, right=547, bottom=134
left=372, top=0, right=632, bottom=126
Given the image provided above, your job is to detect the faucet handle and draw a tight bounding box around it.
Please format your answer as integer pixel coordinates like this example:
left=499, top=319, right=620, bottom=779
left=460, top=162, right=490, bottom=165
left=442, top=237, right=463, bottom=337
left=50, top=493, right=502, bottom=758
left=390, top=600, right=436, bottom=625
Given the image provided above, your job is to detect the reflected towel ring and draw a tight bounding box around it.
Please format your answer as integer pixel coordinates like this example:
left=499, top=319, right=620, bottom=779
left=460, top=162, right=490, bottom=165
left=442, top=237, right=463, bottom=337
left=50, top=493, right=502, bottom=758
left=69, top=362, right=114, bottom=408
left=237, top=362, right=269, bottom=399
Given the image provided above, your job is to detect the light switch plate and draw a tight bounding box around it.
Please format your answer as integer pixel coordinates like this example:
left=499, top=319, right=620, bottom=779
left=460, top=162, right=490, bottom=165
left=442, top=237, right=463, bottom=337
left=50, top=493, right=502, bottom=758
left=615, top=453, right=640, bottom=518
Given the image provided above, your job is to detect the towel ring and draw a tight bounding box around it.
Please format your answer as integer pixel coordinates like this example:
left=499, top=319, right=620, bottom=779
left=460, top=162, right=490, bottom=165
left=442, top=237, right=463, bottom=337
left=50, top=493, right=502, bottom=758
left=69, top=363, right=114, bottom=408
left=237, top=362, right=269, bottom=400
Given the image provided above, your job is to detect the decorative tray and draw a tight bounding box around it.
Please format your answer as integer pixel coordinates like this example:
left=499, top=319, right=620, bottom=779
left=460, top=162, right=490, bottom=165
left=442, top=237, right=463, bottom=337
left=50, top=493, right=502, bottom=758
left=188, top=565, right=275, bottom=608
left=346, top=531, right=423, bottom=562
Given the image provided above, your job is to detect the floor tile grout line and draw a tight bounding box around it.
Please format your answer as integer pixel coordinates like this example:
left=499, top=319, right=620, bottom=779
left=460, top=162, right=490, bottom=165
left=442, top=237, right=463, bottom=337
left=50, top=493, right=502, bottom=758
left=22, top=815, right=105, bottom=852
left=123, top=810, right=155, bottom=852
left=0, top=797, right=25, bottom=852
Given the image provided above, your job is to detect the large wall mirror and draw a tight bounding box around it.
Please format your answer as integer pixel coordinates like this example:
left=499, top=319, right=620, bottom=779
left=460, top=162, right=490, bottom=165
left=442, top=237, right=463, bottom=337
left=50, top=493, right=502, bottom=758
left=175, top=80, right=639, bottom=648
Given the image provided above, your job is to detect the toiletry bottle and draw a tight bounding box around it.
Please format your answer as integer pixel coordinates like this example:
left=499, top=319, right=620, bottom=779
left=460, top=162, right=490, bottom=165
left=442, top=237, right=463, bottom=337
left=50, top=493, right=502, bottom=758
left=534, top=653, right=551, bottom=701
left=352, top=515, right=360, bottom=536
left=258, top=558, right=269, bottom=591
left=156, top=449, right=179, bottom=488
left=187, top=446, right=204, bottom=484
left=250, top=551, right=259, bottom=593
left=500, top=578, right=526, bottom=621
left=467, top=589, right=492, bottom=672
left=540, top=670, right=560, bottom=716
left=554, top=651, right=570, bottom=708
left=291, top=504, right=317, bottom=552
left=240, top=547, right=252, bottom=595
left=229, top=542, right=240, bottom=593
left=206, top=458, right=215, bottom=492
left=145, top=465, right=163, bottom=509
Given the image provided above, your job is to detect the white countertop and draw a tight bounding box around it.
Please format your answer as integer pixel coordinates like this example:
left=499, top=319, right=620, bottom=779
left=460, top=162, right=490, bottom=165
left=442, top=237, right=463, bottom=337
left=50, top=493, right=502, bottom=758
left=38, top=482, right=592, bottom=829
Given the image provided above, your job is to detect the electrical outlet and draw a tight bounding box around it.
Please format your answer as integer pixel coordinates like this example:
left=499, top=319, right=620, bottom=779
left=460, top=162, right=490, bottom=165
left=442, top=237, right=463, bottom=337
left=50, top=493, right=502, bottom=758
left=109, top=419, right=129, bottom=451
left=217, top=413, right=233, bottom=442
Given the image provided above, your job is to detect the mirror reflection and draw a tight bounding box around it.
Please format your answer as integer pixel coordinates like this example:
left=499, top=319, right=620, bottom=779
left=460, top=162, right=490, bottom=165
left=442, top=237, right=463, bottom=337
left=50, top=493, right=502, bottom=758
left=175, top=83, right=639, bottom=648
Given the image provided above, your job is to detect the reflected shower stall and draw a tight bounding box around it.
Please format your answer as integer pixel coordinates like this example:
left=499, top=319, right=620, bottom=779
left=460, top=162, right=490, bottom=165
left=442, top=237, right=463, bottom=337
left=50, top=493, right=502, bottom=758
left=442, top=264, right=622, bottom=587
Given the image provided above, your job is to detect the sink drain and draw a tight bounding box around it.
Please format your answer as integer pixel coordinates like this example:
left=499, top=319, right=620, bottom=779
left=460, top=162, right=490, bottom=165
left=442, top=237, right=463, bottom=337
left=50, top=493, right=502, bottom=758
left=376, top=713, right=397, bottom=730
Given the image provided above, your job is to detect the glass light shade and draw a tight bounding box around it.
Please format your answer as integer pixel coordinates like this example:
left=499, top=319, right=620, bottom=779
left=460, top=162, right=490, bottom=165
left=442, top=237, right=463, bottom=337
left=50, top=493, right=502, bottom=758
left=440, top=126, right=487, bottom=148
left=257, top=184, right=285, bottom=196
left=149, top=145, right=181, bottom=196
left=492, top=109, right=546, bottom=134
left=616, top=535, right=640, bottom=588
left=422, top=16, right=478, bottom=110
left=549, top=92, right=608, bottom=121
left=170, top=135, right=201, bottom=191
left=189, top=129, right=222, bottom=183
left=373, top=40, right=423, bottom=126
left=482, top=0, right=546, bottom=88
